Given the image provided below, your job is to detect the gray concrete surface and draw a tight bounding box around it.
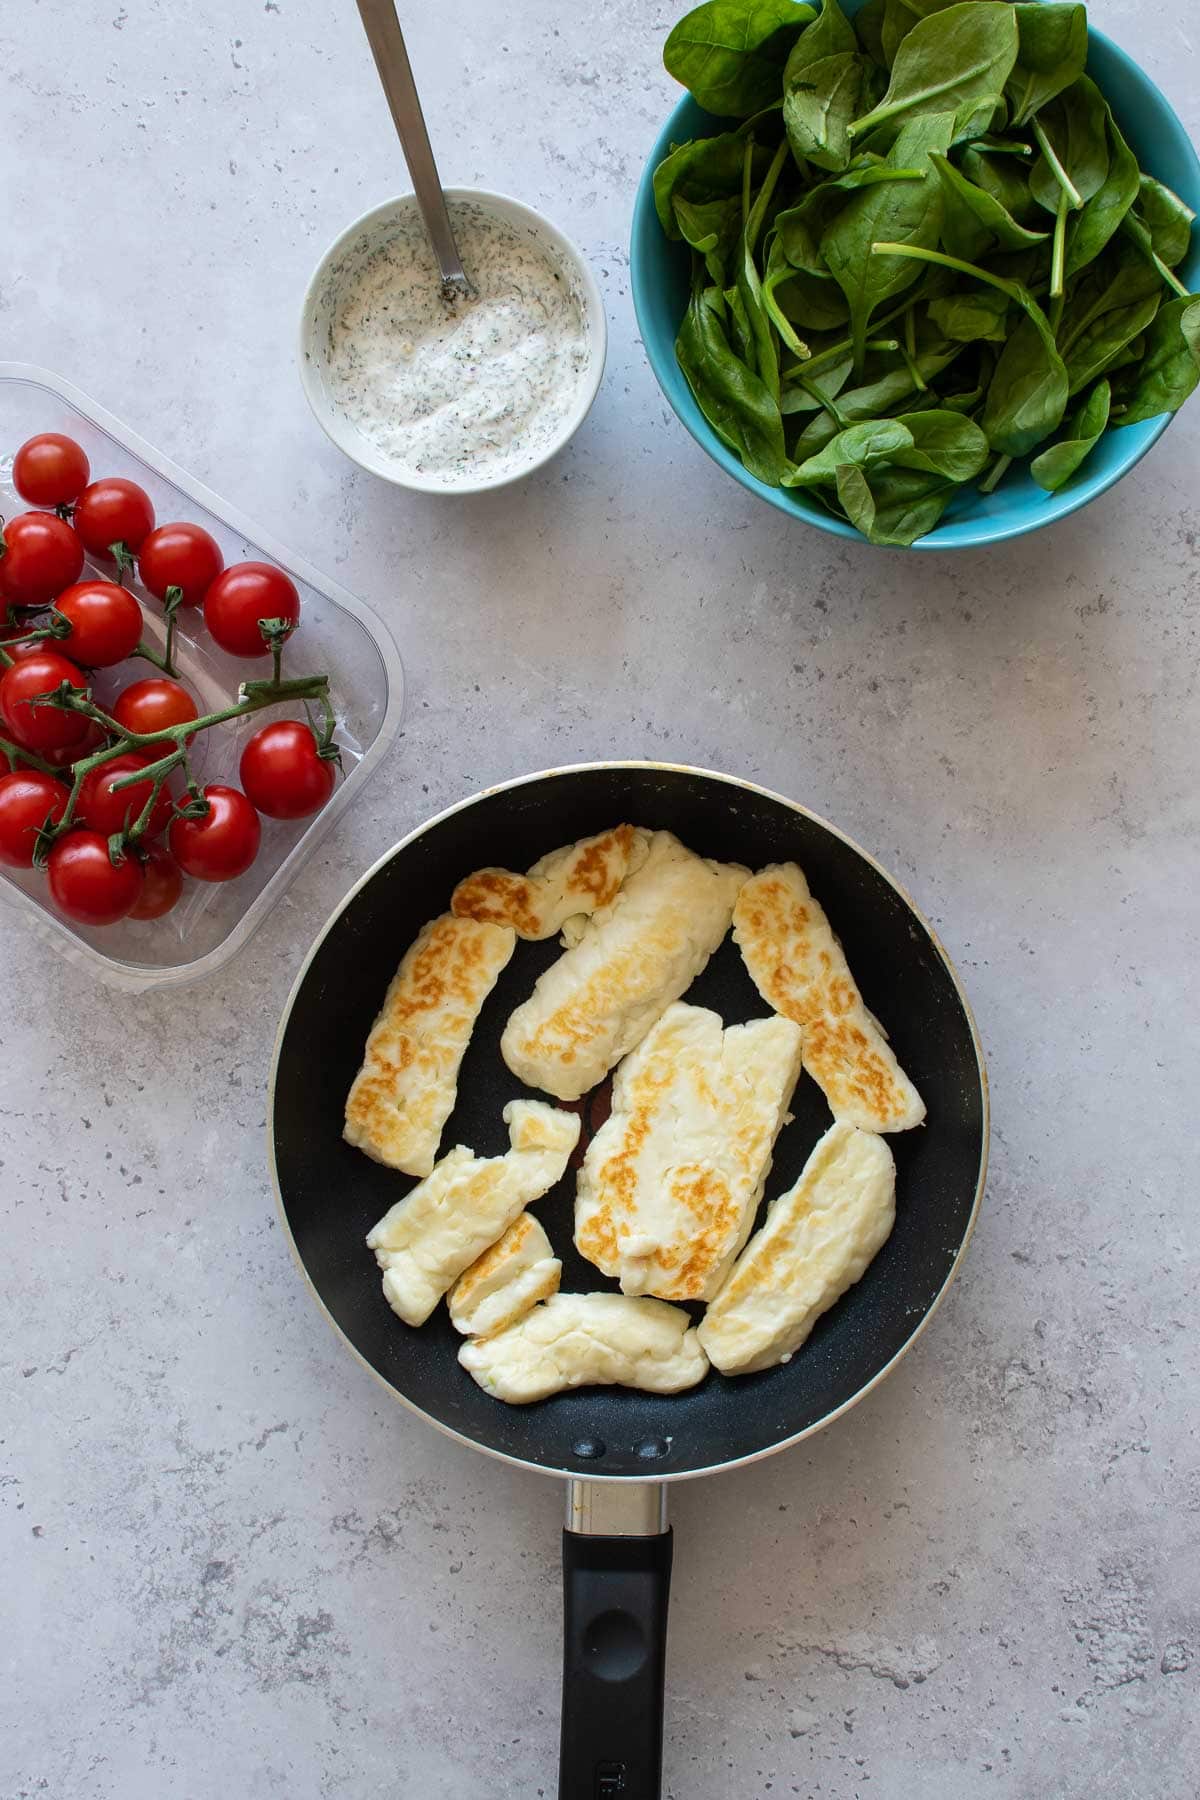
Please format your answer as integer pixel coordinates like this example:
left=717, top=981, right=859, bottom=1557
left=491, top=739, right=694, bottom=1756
left=2, top=2, right=1198, bottom=1796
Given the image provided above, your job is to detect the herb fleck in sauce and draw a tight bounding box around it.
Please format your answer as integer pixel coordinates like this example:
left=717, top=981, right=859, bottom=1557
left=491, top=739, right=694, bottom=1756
left=322, top=201, right=591, bottom=486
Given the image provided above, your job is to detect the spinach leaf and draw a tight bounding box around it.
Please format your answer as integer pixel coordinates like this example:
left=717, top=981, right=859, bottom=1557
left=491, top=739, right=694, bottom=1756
left=851, top=3, right=1019, bottom=142
left=767, top=234, right=853, bottom=326
left=822, top=110, right=955, bottom=370
left=674, top=193, right=744, bottom=284
left=1130, top=174, right=1195, bottom=268
left=724, top=280, right=758, bottom=362
left=928, top=287, right=1012, bottom=340
left=774, top=164, right=928, bottom=272
left=782, top=0, right=872, bottom=172
left=833, top=462, right=878, bottom=532
left=1110, top=297, right=1200, bottom=425
left=879, top=0, right=990, bottom=69
left=981, top=300, right=1069, bottom=455
left=891, top=407, right=991, bottom=477
left=791, top=340, right=965, bottom=451
left=1057, top=246, right=1163, bottom=395
left=676, top=280, right=792, bottom=481
left=1029, top=76, right=1109, bottom=215
left=960, top=147, right=1042, bottom=226
left=855, top=0, right=890, bottom=67
left=780, top=352, right=855, bottom=410
left=737, top=139, right=792, bottom=395
left=783, top=415, right=915, bottom=485
left=930, top=152, right=1049, bottom=258
left=1006, top=4, right=1088, bottom=129
left=665, top=0, right=816, bottom=116
left=654, top=132, right=770, bottom=237
left=1030, top=378, right=1111, bottom=489
left=864, top=466, right=957, bottom=542
left=1064, top=103, right=1139, bottom=279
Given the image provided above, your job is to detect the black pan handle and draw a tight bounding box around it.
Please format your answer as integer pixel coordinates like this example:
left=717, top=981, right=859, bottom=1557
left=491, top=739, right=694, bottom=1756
left=559, top=1481, right=671, bottom=1800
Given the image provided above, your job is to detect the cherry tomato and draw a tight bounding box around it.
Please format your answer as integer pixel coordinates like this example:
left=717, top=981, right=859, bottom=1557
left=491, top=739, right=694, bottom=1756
left=203, top=562, right=300, bottom=658
left=0, top=650, right=89, bottom=752
left=169, top=784, right=260, bottom=882
left=239, top=720, right=336, bottom=820
left=0, top=512, right=84, bottom=606
left=77, top=751, right=175, bottom=839
left=138, top=522, right=224, bottom=608
left=44, top=716, right=110, bottom=769
left=53, top=580, right=144, bottom=668
left=0, top=769, right=69, bottom=867
left=72, top=478, right=155, bottom=561
left=111, top=676, right=198, bottom=739
left=128, top=843, right=184, bottom=920
left=12, top=434, right=91, bottom=508
left=47, top=830, right=143, bottom=925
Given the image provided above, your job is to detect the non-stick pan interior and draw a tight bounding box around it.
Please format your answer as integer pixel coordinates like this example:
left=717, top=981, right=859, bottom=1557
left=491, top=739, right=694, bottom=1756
left=271, top=766, right=986, bottom=1479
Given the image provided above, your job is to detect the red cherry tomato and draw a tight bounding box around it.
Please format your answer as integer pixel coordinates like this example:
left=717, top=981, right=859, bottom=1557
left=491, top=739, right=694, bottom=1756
left=53, top=581, right=144, bottom=668
left=169, top=784, right=260, bottom=882
left=203, top=562, right=300, bottom=658
left=239, top=720, right=336, bottom=820
left=0, top=512, right=84, bottom=606
left=128, top=843, right=184, bottom=920
left=77, top=751, right=175, bottom=839
left=12, top=434, right=91, bottom=508
left=47, top=830, right=143, bottom=925
left=111, top=677, right=198, bottom=739
left=71, top=478, right=155, bottom=560
left=0, top=650, right=89, bottom=752
left=138, top=522, right=224, bottom=608
left=0, top=769, right=69, bottom=867
left=43, top=715, right=110, bottom=769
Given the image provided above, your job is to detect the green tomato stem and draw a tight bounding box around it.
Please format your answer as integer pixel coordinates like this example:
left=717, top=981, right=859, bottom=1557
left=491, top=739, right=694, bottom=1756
left=0, top=734, right=59, bottom=775
left=35, top=670, right=332, bottom=855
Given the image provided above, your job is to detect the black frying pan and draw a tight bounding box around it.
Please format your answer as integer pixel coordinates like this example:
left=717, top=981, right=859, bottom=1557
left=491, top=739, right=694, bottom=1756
left=269, top=763, right=988, bottom=1799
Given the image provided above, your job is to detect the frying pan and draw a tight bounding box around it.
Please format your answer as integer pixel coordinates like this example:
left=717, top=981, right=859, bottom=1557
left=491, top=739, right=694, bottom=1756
left=269, top=762, right=988, bottom=1799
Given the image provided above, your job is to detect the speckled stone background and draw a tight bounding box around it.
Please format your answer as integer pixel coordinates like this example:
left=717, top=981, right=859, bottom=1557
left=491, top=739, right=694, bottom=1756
left=2, top=2, right=1198, bottom=1796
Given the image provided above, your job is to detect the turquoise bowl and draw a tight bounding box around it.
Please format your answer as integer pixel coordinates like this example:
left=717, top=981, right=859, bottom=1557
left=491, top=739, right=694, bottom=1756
left=630, top=6, right=1200, bottom=550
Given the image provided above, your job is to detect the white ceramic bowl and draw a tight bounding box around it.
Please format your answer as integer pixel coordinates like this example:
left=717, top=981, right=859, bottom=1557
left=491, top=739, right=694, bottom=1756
left=299, top=188, right=606, bottom=495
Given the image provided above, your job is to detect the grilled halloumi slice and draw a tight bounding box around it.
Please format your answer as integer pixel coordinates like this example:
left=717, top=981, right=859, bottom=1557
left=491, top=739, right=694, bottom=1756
left=458, top=1292, right=709, bottom=1405
left=733, top=864, right=925, bottom=1133
left=501, top=830, right=748, bottom=1102
left=574, top=1002, right=803, bottom=1301
left=447, top=1212, right=562, bottom=1338
left=451, top=824, right=651, bottom=942
left=698, top=1121, right=895, bottom=1375
left=345, top=912, right=516, bottom=1178
left=365, top=1100, right=580, bottom=1327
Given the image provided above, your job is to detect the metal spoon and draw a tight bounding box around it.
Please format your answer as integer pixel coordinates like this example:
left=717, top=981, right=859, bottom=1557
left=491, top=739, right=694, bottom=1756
left=354, top=0, right=474, bottom=303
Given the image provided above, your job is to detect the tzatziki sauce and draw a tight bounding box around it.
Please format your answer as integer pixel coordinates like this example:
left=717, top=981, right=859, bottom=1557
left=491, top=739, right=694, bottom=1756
left=319, top=199, right=592, bottom=488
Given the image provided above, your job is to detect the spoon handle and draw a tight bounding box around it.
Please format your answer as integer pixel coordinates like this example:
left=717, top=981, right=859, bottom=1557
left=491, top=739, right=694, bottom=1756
left=354, top=0, right=474, bottom=300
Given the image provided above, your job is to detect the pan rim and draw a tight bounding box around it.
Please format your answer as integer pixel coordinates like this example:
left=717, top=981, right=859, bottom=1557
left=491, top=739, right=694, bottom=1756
left=267, top=760, right=990, bottom=1484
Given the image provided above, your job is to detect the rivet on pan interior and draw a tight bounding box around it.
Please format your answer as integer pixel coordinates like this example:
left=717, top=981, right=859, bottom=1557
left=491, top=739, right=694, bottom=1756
left=636, top=1437, right=668, bottom=1460
left=573, top=1438, right=606, bottom=1459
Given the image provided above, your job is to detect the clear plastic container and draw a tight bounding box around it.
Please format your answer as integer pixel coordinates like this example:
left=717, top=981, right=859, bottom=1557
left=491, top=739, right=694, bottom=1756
left=0, top=363, right=404, bottom=989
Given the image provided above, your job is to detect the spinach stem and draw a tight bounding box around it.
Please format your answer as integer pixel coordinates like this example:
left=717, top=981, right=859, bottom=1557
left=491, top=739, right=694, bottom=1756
left=793, top=378, right=849, bottom=428
left=1032, top=119, right=1082, bottom=210
left=762, top=283, right=809, bottom=357
left=902, top=306, right=927, bottom=390
left=870, top=242, right=1022, bottom=303
left=979, top=454, right=1012, bottom=494
left=783, top=337, right=897, bottom=383
left=1153, top=253, right=1191, bottom=300
left=1050, top=192, right=1068, bottom=300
